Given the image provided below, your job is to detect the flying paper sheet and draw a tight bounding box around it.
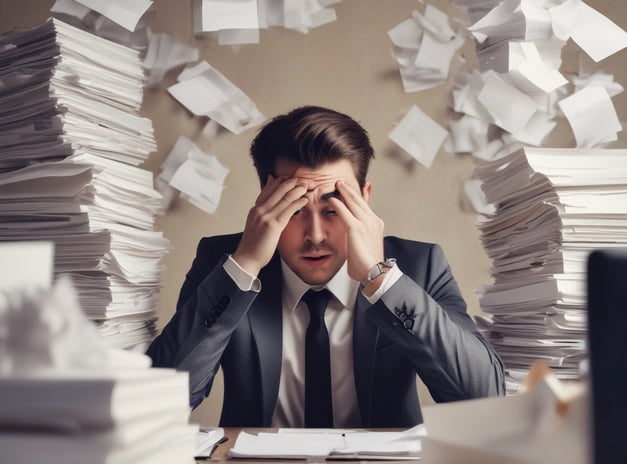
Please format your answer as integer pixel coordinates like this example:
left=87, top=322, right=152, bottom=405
left=73, top=0, right=153, bottom=32
left=168, top=61, right=265, bottom=134
left=193, top=0, right=259, bottom=33
left=142, top=32, right=199, bottom=87
left=477, top=72, right=538, bottom=134
left=549, top=0, right=627, bottom=62
left=388, top=105, right=448, bottom=168
left=158, top=136, right=229, bottom=215
left=388, top=4, right=466, bottom=92
left=558, top=85, right=622, bottom=147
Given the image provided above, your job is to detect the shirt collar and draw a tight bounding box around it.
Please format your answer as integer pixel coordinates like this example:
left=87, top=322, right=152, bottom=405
left=281, top=258, right=358, bottom=312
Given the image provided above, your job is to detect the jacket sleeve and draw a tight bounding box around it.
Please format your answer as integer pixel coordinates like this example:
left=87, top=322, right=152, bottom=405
left=366, top=242, right=505, bottom=402
left=146, top=237, right=258, bottom=408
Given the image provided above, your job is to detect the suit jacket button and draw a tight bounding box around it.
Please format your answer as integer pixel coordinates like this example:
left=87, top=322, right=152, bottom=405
left=203, top=319, right=213, bottom=327
left=218, top=295, right=231, bottom=308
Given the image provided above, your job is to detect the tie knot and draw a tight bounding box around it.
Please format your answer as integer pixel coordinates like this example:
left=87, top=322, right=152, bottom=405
left=302, top=288, right=332, bottom=318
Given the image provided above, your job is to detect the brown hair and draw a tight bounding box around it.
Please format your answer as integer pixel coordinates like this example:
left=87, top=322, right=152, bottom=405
left=250, top=106, right=375, bottom=189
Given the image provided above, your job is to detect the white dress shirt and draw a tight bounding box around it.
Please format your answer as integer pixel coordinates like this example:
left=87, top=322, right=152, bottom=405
left=223, top=255, right=401, bottom=427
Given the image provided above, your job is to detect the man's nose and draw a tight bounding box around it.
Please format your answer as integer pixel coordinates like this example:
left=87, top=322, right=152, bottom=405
left=305, top=213, right=326, bottom=245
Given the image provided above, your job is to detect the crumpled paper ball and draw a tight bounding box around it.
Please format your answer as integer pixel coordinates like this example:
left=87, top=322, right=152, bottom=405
left=0, top=277, right=149, bottom=376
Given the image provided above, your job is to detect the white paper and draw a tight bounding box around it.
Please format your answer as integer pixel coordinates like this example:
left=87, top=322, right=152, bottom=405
left=477, top=72, right=538, bottom=134
left=0, top=241, right=54, bottom=292
left=549, top=0, right=627, bottom=62
left=161, top=136, right=230, bottom=215
left=168, top=61, right=265, bottom=134
left=193, top=0, right=259, bottom=33
left=74, top=0, right=153, bottom=32
left=142, top=31, right=199, bottom=87
left=388, top=105, right=448, bottom=169
left=388, top=5, right=465, bottom=92
left=558, top=85, right=622, bottom=147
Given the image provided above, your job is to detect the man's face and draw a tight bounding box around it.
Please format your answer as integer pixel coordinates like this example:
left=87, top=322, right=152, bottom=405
left=275, top=158, right=371, bottom=286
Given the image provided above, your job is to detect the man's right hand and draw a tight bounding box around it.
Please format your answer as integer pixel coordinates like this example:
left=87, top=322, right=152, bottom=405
left=232, top=175, right=308, bottom=277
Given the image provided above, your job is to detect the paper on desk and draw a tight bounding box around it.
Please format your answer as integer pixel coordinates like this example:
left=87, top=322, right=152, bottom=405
left=388, top=105, right=448, bottom=169
left=228, top=425, right=425, bottom=460
left=168, top=61, right=265, bottom=134
left=558, top=85, right=622, bottom=147
left=142, top=31, right=199, bottom=87
left=549, top=0, right=627, bottom=62
left=73, top=0, right=153, bottom=32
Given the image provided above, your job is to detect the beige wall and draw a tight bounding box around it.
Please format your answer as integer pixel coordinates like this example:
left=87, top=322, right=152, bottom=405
left=2, top=0, right=625, bottom=426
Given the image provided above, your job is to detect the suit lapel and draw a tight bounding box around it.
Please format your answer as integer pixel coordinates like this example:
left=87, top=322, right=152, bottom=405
left=248, top=254, right=283, bottom=426
left=352, top=291, right=379, bottom=426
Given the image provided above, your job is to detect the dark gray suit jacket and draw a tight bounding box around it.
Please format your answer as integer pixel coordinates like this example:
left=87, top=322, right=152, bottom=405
left=147, top=233, right=505, bottom=427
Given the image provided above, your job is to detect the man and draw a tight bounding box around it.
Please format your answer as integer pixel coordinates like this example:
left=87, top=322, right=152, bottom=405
left=147, top=105, right=505, bottom=428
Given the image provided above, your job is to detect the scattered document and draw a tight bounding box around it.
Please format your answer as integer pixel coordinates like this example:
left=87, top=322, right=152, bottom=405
left=549, top=0, right=627, bottom=62
left=228, top=426, right=426, bottom=460
left=193, top=0, right=259, bottom=33
left=193, top=0, right=341, bottom=44
left=73, top=0, right=153, bottom=32
left=142, top=31, right=199, bottom=87
left=477, top=71, right=538, bottom=134
left=157, top=136, right=229, bottom=214
left=388, top=4, right=466, bottom=92
left=168, top=61, right=265, bottom=134
left=558, top=85, right=622, bottom=147
left=388, top=105, right=448, bottom=168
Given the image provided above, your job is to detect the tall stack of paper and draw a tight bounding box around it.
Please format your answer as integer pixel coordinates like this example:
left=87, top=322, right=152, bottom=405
left=472, top=147, right=627, bottom=392
left=0, top=19, right=168, bottom=349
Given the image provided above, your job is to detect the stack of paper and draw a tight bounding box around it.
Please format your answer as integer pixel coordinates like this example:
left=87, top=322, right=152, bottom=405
left=0, top=19, right=168, bottom=349
left=0, top=263, right=196, bottom=464
left=0, top=368, right=196, bottom=464
left=471, top=146, right=627, bottom=391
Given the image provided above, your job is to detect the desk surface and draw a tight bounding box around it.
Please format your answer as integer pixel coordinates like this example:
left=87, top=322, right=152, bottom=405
left=200, top=428, right=421, bottom=463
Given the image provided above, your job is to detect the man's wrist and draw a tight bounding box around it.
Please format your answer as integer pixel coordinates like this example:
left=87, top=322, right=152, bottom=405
left=361, top=258, right=396, bottom=286
left=360, top=258, right=397, bottom=297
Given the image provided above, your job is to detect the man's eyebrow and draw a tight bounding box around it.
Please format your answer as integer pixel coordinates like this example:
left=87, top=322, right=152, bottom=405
left=321, top=190, right=341, bottom=201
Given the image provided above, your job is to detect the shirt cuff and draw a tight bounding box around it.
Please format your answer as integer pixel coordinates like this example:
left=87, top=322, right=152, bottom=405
left=223, top=255, right=261, bottom=292
left=362, top=263, right=402, bottom=304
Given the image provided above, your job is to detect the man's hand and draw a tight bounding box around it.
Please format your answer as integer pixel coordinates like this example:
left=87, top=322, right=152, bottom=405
left=232, top=176, right=308, bottom=277
left=328, top=180, right=385, bottom=282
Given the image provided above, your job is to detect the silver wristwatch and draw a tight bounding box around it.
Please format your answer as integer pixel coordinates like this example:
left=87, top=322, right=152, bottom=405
left=362, top=258, right=397, bottom=285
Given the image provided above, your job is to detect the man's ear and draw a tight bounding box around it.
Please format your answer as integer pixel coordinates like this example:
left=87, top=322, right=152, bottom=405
left=362, top=182, right=372, bottom=202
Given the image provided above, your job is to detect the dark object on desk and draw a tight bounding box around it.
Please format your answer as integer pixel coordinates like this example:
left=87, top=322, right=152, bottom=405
left=587, top=248, right=627, bottom=464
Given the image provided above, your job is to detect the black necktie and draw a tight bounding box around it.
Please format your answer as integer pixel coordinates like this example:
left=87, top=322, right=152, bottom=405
left=302, top=288, right=334, bottom=428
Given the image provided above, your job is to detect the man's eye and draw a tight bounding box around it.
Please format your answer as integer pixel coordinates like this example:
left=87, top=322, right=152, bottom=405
left=323, top=209, right=337, bottom=216
left=292, top=208, right=303, bottom=217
